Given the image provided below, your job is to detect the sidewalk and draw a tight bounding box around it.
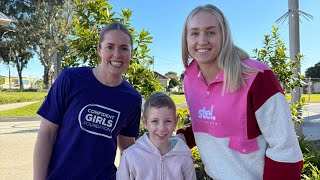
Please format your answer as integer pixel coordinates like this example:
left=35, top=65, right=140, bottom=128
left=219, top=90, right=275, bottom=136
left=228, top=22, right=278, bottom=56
left=0, top=115, right=121, bottom=180
left=0, top=101, right=39, bottom=111
left=302, top=103, right=320, bottom=141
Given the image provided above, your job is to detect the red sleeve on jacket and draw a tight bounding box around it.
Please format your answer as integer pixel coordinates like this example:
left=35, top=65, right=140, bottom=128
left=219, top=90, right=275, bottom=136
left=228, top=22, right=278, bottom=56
left=176, top=125, right=196, bottom=149
left=247, top=70, right=283, bottom=139
left=263, top=156, right=303, bottom=180
left=250, top=70, right=283, bottom=112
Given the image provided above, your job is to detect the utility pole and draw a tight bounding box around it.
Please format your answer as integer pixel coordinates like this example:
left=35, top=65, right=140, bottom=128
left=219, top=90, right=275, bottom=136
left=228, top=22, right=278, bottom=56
left=288, top=0, right=302, bottom=137
left=276, top=0, right=313, bottom=138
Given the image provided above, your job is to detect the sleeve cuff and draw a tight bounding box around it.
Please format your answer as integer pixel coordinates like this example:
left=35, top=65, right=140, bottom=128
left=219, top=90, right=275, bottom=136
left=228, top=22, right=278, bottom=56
left=263, top=156, right=303, bottom=180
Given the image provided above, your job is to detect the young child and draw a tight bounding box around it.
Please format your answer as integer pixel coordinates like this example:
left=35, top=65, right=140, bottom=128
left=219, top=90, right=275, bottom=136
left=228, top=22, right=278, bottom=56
left=116, top=92, right=196, bottom=180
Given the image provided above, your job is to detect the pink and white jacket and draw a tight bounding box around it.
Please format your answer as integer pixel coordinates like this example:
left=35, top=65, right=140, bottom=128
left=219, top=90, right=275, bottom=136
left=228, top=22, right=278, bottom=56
left=177, top=59, right=303, bottom=180
left=116, top=133, right=196, bottom=180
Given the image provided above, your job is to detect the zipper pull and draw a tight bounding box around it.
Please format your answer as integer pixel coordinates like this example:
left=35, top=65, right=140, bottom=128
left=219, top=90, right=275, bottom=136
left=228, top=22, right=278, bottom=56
left=161, top=156, right=164, bottom=161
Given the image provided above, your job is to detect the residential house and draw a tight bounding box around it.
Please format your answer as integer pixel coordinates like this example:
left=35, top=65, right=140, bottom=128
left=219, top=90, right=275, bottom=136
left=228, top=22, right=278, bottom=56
left=153, top=71, right=170, bottom=91
left=303, top=79, right=320, bottom=93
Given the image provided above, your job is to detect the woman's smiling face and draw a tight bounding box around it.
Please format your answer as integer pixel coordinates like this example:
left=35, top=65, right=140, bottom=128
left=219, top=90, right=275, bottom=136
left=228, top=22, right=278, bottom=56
left=98, top=30, right=132, bottom=78
left=187, top=11, right=222, bottom=66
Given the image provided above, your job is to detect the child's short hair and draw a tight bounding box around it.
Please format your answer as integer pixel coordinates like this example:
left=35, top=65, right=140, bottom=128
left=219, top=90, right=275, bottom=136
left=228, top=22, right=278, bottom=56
left=143, top=92, right=176, bottom=120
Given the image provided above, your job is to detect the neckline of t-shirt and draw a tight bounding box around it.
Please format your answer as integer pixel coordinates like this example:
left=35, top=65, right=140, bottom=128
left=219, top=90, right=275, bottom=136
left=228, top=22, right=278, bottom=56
left=90, top=67, right=125, bottom=88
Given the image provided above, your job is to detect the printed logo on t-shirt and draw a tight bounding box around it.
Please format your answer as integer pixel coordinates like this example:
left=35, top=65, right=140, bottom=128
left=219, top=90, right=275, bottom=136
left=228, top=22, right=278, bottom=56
left=198, top=105, right=216, bottom=120
left=78, top=104, right=120, bottom=138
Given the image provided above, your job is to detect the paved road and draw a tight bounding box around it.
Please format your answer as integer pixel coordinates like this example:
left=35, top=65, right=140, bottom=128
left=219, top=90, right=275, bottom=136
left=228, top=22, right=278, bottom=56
left=0, top=119, right=39, bottom=180
left=0, top=116, right=121, bottom=180
left=0, top=103, right=319, bottom=180
left=302, top=103, right=320, bottom=140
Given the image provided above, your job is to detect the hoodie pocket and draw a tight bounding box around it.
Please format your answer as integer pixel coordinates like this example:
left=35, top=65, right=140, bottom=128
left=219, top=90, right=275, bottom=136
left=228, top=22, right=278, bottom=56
left=228, top=136, right=259, bottom=154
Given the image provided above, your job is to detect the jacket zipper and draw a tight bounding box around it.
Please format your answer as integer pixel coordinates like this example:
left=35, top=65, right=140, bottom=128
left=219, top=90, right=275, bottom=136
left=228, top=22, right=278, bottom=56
left=160, top=156, right=164, bottom=180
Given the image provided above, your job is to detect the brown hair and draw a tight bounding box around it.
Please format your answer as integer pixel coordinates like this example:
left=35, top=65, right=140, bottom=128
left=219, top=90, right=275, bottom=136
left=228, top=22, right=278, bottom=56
left=98, top=21, right=133, bottom=49
left=143, top=92, right=176, bottom=120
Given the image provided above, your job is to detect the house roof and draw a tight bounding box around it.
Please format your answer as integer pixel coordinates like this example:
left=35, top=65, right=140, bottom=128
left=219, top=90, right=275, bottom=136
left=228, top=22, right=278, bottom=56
left=153, top=71, right=170, bottom=80
left=0, top=12, right=12, bottom=26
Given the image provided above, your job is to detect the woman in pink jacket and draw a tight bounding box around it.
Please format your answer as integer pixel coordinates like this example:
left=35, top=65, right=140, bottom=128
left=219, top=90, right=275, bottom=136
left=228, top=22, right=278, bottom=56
left=177, top=4, right=303, bottom=180
left=117, top=92, right=196, bottom=180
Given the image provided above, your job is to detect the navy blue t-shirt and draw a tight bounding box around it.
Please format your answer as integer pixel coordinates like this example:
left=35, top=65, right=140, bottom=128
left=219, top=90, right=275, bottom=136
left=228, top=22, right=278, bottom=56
left=37, top=67, right=142, bottom=180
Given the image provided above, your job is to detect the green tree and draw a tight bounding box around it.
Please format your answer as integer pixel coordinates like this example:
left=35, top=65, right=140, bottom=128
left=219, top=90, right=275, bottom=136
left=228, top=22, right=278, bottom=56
left=29, top=0, right=73, bottom=88
left=253, top=26, right=305, bottom=124
left=180, top=72, right=185, bottom=81
left=0, top=0, right=73, bottom=89
left=166, top=71, right=180, bottom=89
left=253, top=26, right=304, bottom=92
left=0, top=0, right=34, bottom=90
left=0, top=42, right=33, bottom=90
left=63, top=0, right=161, bottom=98
left=305, top=62, right=320, bottom=78
left=168, top=79, right=179, bottom=88
left=165, top=71, right=178, bottom=79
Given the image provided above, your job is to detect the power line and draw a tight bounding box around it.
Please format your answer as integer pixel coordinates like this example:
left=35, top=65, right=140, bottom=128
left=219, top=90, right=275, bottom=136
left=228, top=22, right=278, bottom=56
left=154, top=55, right=178, bottom=63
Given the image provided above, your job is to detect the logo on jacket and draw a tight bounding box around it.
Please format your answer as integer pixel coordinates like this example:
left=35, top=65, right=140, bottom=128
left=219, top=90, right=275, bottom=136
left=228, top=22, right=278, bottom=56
left=78, top=104, right=120, bottom=138
left=198, top=105, right=216, bottom=120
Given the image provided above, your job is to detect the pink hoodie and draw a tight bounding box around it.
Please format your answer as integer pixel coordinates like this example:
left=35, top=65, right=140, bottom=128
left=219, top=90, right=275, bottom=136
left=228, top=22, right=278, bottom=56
left=116, top=133, right=196, bottom=180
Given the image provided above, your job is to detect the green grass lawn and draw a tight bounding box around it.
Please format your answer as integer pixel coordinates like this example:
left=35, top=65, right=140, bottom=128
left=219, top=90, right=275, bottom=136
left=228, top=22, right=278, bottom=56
left=0, top=101, right=43, bottom=117
left=0, top=92, right=48, bottom=104
left=1, top=93, right=319, bottom=118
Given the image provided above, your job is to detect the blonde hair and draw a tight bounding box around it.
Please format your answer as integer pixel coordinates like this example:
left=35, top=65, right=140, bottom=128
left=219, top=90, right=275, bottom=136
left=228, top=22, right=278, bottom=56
left=182, top=4, right=257, bottom=92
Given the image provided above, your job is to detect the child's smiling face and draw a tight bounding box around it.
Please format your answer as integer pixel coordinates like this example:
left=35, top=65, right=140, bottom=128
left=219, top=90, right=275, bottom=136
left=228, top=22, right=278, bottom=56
left=143, top=106, right=177, bottom=149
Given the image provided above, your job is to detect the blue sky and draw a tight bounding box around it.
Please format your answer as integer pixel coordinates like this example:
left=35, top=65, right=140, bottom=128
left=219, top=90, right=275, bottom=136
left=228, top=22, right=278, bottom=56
left=1, top=0, right=319, bottom=79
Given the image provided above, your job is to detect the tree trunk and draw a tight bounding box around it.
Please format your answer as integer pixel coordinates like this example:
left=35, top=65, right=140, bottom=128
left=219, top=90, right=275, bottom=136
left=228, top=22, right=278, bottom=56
left=43, top=66, right=50, bottom=89
left=17, top=69, right=23, bottom=92
left=41, top=46, right=52, bottom=89
left=14, top=56, right=24, bottom=91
